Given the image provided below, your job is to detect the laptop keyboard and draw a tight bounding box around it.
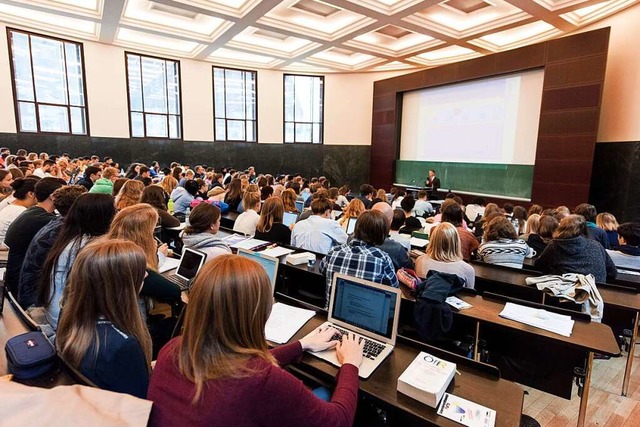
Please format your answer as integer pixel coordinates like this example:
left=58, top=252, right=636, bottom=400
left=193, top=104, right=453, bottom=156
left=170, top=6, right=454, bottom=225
left=329, top=325, right=385, bottom=360
left=166, top=275, right=191, bottom=291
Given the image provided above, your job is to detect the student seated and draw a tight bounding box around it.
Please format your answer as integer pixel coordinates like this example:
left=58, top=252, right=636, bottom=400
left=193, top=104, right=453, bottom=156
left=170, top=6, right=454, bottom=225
left=412, top=190, right=434, bottom=217
left=0, top=177, right=39, bottom=248
left=56, top=239, right=152, bottom=398
left=338, top=198, right=365, bottom=231
left=388, top=208, right=410, bottom=250
left=441, top=202, right=478, bottom=262
left=181, top=203, right=231, bottom=260
left=535, top=214, right=617, bottom=283
left=465, top=197, right=485, bottom=225
left=223, top=178, right=243, bottom=211
left=574, top=203, right=609, bottom=249
left=115, top=179, right=144, bottom=211
left=254, top=197, right=292, bottom=245
left=38, top=193, right=116, bottom=329
left=606, top=222, right=640, bottom=270
left=319, top=210, right=398, bottom=306
left=147, top=255, right=363, bottom=427
left=398, top=195, right=423, bottom=235
left=291, top=198, right=347, bottom=255
left=171, top=179, right=199, bottom=220
left=371, top=202, right=413, bottom=270
left=233, top=191, right=261, bottom=236
left=478, top=216, right=534, bottom=268
left=596, top=212, right=619, bottom=250
left=526, top=215, right=558, bottom=255
left=415, top=223, right=475, bottom=289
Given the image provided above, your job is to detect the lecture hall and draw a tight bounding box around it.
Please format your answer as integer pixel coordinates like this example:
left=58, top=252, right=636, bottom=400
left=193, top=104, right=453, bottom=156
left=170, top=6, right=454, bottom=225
left=1, top=1, right=640, bottom=426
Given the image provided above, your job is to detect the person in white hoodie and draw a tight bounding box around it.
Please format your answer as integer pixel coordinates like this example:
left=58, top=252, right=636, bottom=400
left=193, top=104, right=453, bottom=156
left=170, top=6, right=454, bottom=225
left=233, top=192, right=261, bottom=236
left=181, top=202, right=231, bottom=260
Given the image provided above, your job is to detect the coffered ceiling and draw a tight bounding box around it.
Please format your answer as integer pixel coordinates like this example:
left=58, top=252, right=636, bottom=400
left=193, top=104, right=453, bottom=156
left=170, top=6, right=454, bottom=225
left=0, top=0, right=636, bottom=72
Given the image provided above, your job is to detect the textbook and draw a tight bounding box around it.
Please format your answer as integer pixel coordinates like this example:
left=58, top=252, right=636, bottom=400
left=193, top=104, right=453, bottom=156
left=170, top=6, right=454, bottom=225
left=397, top=352, right=456, bottom=408
left=437, top=393, right=496, bottom=427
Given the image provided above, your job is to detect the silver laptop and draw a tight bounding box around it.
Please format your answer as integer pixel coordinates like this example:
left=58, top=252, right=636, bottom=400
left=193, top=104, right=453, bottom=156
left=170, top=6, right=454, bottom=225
left=346, top=217, right=358, bottom=234
left=236, top=248, right=280, bottom=295
left=283, top=211, right=298, bottom=227
left=308, top=273, right=401, bottom=379
left=165, top=248, right=207, bottom=291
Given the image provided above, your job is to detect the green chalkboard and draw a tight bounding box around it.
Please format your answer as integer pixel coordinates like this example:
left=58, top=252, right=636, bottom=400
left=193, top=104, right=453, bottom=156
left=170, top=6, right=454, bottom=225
left=395, top=160, right=534, bottom=200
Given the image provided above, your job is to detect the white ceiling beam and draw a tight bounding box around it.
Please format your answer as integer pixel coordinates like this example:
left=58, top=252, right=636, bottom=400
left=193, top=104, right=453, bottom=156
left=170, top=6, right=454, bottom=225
left=99, top=0, right=126, bottom=43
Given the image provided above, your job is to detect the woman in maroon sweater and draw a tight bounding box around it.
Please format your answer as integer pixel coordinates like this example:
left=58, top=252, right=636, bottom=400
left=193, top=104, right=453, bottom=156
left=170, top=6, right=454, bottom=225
left=147, top=254, right=363, bottom=427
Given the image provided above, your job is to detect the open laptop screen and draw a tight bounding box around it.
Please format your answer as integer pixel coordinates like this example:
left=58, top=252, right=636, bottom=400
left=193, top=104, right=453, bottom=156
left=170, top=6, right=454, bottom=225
left=236, top=249, right=279, bottom=293
left=295, top=200, right=304, bottom=213
left=346, top=217, right=357, bottom=234
left=331, top=276, right=398, bottom=340
left=176, top=249, right=206, bottom=280
left=283, top=211, right=298, bottom=227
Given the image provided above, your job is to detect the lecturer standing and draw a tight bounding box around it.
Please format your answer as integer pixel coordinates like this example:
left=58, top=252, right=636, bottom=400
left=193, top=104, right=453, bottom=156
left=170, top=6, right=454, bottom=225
left=425, top=169, right=441, bottom=199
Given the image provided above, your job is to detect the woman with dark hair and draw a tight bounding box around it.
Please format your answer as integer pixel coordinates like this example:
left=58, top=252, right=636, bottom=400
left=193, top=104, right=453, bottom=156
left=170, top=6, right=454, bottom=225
left=56, top=239, right=152, bottom=398
left=254, top=197, right=291, bottom=245
left=535, top=214, right=617, bottom=282
left=478, top=215, right=534, bottom=268
left=0, top=169, right=14, bottom=201
left=142, top=185, right=180, bottom=229
left=0, top=177, right=40, bottom=246
left=38, top=193, right=116, bottom=329
left=319, top=210, right=398, bottom=306
left=181, top=202, right=231, bottom=260
left=148, top=255, right=363, bottom=427
left=224, top=178, right=243, bottom=211
left=124, top=163, right=142, bottom=180
left=527, top=215, right=558, bottom=254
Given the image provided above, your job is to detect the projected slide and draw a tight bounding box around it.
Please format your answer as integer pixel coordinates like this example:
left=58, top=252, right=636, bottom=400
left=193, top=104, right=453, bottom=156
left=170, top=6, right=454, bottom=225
left=400, top=69, right=544, bottom=165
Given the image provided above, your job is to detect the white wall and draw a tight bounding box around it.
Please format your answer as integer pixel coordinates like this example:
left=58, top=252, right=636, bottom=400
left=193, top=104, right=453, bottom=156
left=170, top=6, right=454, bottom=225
left=0, top=21, right=400, bottom=145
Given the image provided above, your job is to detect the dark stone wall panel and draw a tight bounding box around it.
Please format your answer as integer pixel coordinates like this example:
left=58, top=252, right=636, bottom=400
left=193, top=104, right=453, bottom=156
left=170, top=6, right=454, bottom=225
left=547, top=28, right=610, bottom=63
left=543, top=55, right=607, bottom=88
left=541, top=84, right=602, bottom=111
left=536, top=134, right=598, bottom=161
left=458, top=55, right=497, bottom=81
left=538, top=109, right=601, bottom=135
left=495, top=44, right=546, bottom=73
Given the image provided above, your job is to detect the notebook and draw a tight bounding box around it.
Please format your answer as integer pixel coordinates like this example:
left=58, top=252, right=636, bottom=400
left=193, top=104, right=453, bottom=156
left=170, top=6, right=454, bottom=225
left=307, top=273, right=401, bottom=379
left=236, top=248, right=280, bottom=294
left=164, top=248, right=207, bottom=291
left=283, top=211, right=298, bottom=227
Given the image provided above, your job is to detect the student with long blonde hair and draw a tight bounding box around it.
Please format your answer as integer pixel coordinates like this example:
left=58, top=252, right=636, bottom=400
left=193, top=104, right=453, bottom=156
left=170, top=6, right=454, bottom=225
left=56, top=239, right=152, bottom=398
left=160, top=175, right=178, bottom=205
left=115, top=179, right=145, bottom=211
left=415, top=223, right=475, bottom=288
left=281, top=188, right=298, bottom=213
left=596, top=212, right=620, bottom=249
left=338, top=198, right=365, bottom=230
left=148, top=255, right=363, bottom=427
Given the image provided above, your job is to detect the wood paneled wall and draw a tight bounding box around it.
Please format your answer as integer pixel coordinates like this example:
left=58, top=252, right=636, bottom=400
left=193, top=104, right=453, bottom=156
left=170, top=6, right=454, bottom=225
left=371, top=28, right=610, bottom=207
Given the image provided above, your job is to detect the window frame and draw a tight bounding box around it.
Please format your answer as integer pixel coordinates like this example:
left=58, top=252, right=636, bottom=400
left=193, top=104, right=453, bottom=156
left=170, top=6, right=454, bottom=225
left=283, top=74, right=325, bottom=144
left=124, top=51, right=184, bottom=140
left=6, top=27, right=91, bottom=136
left=212, top=66, right=258, bottom=143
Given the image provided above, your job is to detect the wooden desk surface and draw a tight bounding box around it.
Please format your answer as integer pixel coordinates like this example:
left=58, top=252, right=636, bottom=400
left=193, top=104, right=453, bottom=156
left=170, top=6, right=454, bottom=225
left=288, top=315, right=523, bottom=427
left=472, top=262, right=640, bottom=312
left=457, top=294, right=621, bottom=355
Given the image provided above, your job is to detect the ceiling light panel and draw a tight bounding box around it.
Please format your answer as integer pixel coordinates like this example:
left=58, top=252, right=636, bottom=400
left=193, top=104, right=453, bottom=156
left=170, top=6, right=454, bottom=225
left=307, top=47, right=385, bottom=70
left=346, top=25, right=443, bottom=56
left=407, top=45, right=482, bottom=66
left=469, top=20, right=561, bottom=51
left=9, top=0, right=103, bottom=18
left=115, top=27, right=204, bottom=55
left=346, top=0, right=426, bottom=15
left=0, top=3, right=99, bottom=38
left=369, top=60, right=416, bottom=71
left=207, top=47, right=284, bottom=68
left=404, top=0, right=530, bottom=38
left=533, top=0, right=590, bottom=12
left=122, top=0, right=233, bottom=42
left=560, top=0, right=637, bottom=25
left=227, top=26, right=321, bottom=57
left=170, top=0, right=262, bottom=18
left=259, top=0, right=375, bottom=41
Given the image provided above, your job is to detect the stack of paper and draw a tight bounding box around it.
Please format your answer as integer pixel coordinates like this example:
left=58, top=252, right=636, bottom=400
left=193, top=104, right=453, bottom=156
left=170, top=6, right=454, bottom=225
left=230, top=238, right=269, bottom=250
left=397, top=352, right=456, bottom=408
left=410, top=237, right=429, bottom=248
left=158, top=257, right=180, bottom=273
left=223, top=234, right=250, bottom=245
left=499, top=302, right=574, bottom=337
left=265, top=303, right=316, bottom=344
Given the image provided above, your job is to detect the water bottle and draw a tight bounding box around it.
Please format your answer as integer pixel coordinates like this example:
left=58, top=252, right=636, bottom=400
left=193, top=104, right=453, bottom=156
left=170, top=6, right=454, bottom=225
left=168, top=199, right=175, bottom=214
left=185, top=207, right=191, bottom=226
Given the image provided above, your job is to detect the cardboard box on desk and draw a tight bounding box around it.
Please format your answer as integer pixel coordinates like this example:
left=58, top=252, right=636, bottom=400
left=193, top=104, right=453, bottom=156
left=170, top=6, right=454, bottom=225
left=397, top=352, right=456, bottom=408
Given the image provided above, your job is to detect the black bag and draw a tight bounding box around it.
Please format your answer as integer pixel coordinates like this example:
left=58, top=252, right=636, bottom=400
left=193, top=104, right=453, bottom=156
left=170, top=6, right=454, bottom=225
left=414, top=270, right=465, bottom=342
left=5, top=331, right=57, bottom=379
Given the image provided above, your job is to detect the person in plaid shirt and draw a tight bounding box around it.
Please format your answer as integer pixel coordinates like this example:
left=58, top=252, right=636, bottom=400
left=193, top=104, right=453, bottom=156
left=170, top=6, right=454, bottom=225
left=319, top=210, right=399, bottom=307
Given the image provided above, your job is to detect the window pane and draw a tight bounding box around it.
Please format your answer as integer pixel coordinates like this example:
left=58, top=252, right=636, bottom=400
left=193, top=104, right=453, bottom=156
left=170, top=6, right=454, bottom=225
left=215, top=118, right=226, bottom=141
left=10, top=32, right=35, bottom=102
left=295, top=123, right=312, bottom=143
left=70, top=107, right=86, bottom=134
left=146, top=114, right=168, bottom=137
left=227, top=120, right=245, bottom=140
left=213, top=68, right=226, bottom=119
left=31, top=36, right=67, bottom=105
left=246, top=120, right=255, bottom=142
left=284, top=76, right=294, bottom=121
left=313, top=78, right=322, bottom=122
left=246, top=74, right=256, bottom=120
left=313, top=123, right=321, bottom=144
left=18, top=102, right=37, bottom=132
left=142, top=57, right=167, bottom=114
left=169, top=115, right=180, bottom=139
left=167, top=62, right=180, bottom=115
left=65, top=43, right=85, bottom=106
left=225, top=70, right=245, bottom=120
left=294, top=76, right=312, bottom=122
left=39, top=105, right=69, bottom=132
left=127, top=55, right=143, bottom=112
left=131, top=112, right=144, bottom=137
left=285, top=122, right=294, bottom=143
